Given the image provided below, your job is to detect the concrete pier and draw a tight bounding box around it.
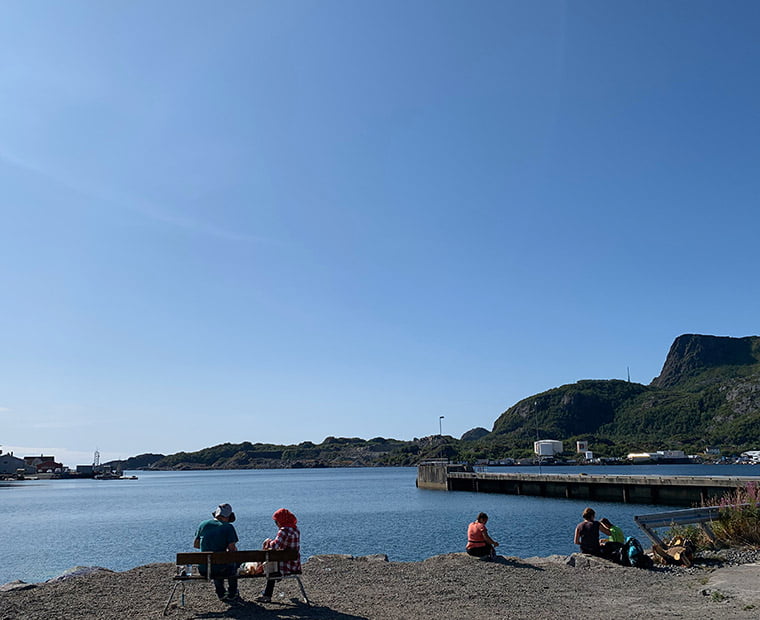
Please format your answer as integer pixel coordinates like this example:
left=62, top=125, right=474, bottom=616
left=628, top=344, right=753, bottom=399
left=416, top=462, right=760, bottom=506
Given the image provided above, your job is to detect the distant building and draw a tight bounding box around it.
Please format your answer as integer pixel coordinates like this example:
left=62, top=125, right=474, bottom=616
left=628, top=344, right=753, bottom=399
left=0, top=450, right=30, bottom=475
left=705, top=446, right=721, bottom=456
left=576, top=441, right=589, bottom=453
left=655, top=450, right=689, bottom=464
left=24, top=455, right=63, bottom=472
left=657, top=450, right=686, bottom=459
left=24, top=455, right=55, bottom=467
left=627, top=452, right=656, bottom=463
left=534, top=440, right=563, bottom=456
left=627, top=450, right=689, bottom=464
left=36, top=460, right=63, bottom=473
left=741, top=451, right=760, bottom=463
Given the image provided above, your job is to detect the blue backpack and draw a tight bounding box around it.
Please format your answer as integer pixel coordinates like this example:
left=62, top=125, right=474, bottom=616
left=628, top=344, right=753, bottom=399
left=624, top=536, right=652, bottom=569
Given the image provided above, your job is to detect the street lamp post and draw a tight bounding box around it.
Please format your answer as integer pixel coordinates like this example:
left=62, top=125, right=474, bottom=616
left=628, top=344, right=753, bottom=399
left=535, top=402, right=542, bottom=474
left=439, top=415, right=445, bottom=436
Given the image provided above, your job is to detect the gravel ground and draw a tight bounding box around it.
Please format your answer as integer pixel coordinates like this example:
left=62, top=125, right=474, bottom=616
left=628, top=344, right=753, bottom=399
left=1, top=551, right=759, bottom=620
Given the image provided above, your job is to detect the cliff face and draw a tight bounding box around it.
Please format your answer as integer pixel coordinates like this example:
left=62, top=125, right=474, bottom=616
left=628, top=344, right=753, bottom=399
left=651, top=334, right=760, bottom=388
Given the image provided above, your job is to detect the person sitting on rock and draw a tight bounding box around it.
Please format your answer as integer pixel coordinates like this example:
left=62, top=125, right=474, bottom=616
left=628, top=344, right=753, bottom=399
left=466, top=512, right=499, bottom=559
left=598, top=517, right=625, bottom=561
left=574, top=507, right=611, bottom=556
left=599, top=518, right=624, bottom=543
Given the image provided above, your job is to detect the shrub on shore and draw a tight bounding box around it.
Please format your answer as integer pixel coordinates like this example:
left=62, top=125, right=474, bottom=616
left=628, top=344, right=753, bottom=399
left=710, top=482, right=760, bottom=547
left=665, top=483, right=760, bottom=551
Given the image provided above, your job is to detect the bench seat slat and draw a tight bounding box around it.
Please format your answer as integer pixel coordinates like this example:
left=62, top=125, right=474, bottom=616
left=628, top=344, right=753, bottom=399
left=176, top=549, right=298, bottom=565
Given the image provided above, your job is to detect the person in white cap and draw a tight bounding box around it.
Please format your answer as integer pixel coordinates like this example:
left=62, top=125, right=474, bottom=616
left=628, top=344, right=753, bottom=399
left=194, top=503, right=240, bottom=601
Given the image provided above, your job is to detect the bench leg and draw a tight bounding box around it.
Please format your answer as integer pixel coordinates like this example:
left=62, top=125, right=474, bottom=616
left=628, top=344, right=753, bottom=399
left=295, top=576, right=310, bottom=607
left=163, top=581, right=185, bottom=616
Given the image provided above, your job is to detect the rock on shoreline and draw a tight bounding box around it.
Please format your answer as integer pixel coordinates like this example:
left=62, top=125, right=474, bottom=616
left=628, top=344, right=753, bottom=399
left=1, top=553, right=759, bottom=619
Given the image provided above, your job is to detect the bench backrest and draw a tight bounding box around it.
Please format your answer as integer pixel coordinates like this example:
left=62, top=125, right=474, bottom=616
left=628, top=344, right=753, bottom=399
left=176, top=549, right=298, bottom=566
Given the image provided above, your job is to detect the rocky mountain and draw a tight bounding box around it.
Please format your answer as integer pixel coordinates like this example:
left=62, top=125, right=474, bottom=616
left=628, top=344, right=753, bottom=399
left=487, top=334, right=760, bottom=456
left=651, top=334, right=760, bottom=388
left=460, top=427, right=489, bottom=441
left=105, top=453, right=165, bottom=470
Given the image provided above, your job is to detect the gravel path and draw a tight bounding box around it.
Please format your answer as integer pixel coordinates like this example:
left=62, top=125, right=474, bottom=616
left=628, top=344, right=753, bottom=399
left=1, top=552, right=759, bottom=619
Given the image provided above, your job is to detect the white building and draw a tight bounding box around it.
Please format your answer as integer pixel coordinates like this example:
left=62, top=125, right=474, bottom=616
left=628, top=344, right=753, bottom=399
left=627, top=452, right=655, bottom=463
left=534, top=440, right=563, bottom=456
left=576, top=441, right=589, bottom=453
left=657, top=450, right=686, bottom=459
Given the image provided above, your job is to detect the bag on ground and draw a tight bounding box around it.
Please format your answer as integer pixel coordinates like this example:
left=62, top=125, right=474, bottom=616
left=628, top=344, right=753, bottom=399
left=624, top=536, right=653, bottom=569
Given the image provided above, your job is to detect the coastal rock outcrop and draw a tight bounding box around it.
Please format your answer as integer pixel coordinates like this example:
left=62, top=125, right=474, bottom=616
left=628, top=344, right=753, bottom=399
left=651, top=334, right=760, bottom=388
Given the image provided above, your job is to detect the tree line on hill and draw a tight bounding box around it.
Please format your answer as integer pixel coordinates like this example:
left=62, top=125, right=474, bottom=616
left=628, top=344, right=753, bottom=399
left=108, top=334, right=760, bottom=470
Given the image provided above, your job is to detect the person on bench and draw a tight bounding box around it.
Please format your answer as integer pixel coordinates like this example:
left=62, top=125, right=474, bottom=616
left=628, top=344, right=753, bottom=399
left=256, top=508, right=301, bottom=603
left=194, top=503, right=240, bottom=602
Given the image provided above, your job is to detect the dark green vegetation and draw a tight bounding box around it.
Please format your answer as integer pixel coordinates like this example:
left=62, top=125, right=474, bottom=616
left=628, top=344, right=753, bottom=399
left=110, top=436, right=450, bottom=470
left=111, top=334, right=760, bottom=470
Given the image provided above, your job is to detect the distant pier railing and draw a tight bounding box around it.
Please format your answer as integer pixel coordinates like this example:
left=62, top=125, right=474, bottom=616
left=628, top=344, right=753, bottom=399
left=416, top=462, right=760, bottom=507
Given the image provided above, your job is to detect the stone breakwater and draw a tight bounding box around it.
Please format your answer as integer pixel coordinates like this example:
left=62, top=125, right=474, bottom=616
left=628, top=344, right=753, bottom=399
left=2, top=552, right=760, bottom=619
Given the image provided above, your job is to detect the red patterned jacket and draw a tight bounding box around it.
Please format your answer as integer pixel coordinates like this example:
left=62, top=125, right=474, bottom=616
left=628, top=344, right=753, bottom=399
left=266, top=526, right=301, bottom=575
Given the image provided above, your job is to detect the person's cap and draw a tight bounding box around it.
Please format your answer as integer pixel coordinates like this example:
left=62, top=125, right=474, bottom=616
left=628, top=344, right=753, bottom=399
left=213, top=503, right=234, bottom=518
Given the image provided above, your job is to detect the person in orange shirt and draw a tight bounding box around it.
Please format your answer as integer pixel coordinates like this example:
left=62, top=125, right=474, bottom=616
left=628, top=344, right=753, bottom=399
left=466, top=512, right=499, bottom=559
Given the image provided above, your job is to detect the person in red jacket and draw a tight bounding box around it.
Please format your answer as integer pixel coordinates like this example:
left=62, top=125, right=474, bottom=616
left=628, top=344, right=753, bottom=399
left=466, top=512, right=499, bottom=559
left=256, top=508, right=301, bottom=603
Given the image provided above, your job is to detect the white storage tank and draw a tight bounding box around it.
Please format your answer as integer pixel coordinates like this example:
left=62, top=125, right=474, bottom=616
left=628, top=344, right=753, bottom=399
left=534, top=440, right=563, bottom=456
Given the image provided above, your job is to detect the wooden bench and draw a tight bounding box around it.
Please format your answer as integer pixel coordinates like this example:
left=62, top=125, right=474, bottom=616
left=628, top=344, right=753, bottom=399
left=163, top=549, right=310, bottom=615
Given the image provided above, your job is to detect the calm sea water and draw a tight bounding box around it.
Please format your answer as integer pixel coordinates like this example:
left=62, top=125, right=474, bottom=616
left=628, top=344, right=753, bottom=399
left=3, top=464, right=759, bottom=584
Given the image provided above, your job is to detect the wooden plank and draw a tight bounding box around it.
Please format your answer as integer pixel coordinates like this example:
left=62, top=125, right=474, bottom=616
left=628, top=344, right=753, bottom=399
left=176, top=548, right=298, bottom=565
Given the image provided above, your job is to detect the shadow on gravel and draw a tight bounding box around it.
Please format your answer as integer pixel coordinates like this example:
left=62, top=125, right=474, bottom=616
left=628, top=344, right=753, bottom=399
left=193, top=600, right=368, bottom=620
left=490, top=557, right=544, bottom=571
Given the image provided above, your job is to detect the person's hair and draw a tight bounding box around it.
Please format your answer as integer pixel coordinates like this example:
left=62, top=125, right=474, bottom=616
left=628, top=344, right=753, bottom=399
left=477, top=512, right=488, bottom=522
left=599, top=517, right=612, bottom=527
left=582, top=507, right=595, bottom=521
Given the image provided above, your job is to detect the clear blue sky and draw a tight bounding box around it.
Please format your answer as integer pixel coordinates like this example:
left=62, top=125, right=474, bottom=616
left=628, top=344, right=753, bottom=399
left=2, top=1, right=758, bottom=467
